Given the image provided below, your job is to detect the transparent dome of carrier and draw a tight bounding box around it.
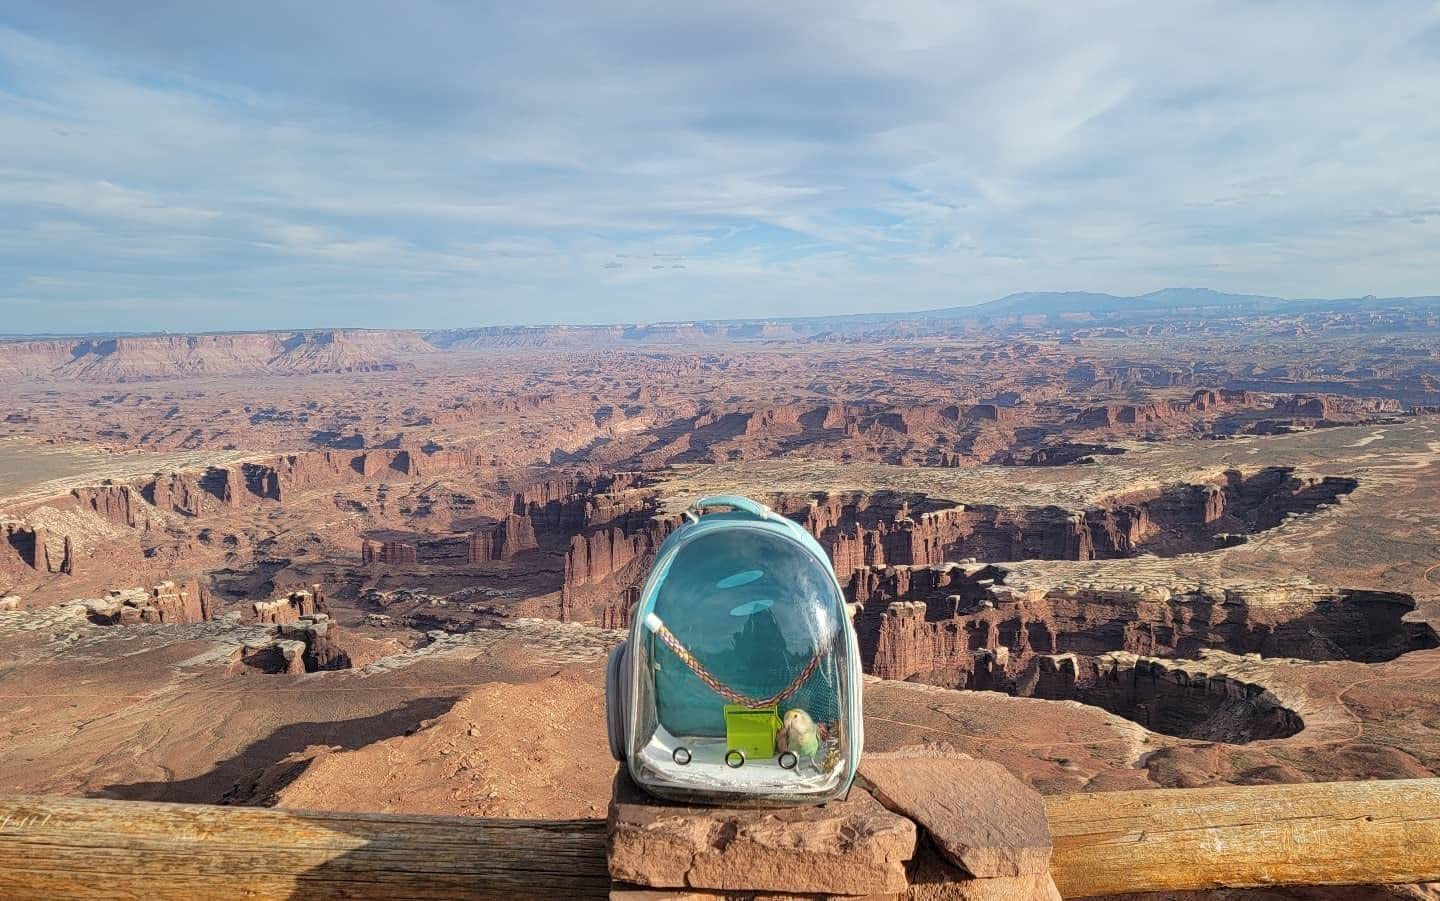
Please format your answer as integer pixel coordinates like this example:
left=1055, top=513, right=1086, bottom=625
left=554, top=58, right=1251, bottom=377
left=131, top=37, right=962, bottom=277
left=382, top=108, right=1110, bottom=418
left=628, top=523, right=856, bottom=803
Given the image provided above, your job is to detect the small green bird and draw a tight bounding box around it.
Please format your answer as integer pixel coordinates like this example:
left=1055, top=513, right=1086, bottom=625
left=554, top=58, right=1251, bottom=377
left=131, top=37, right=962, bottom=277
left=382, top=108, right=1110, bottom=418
left=777, top=708, right=821, bottom=760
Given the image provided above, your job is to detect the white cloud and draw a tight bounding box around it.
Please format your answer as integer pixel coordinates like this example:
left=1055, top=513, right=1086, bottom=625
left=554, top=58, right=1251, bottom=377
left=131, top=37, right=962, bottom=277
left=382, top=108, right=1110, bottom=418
left=0, top=2, right=1437, bottom=331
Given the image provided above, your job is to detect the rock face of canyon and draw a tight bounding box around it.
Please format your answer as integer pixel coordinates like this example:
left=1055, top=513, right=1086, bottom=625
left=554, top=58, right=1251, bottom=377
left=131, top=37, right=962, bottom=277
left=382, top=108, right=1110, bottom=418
left=855, top=572, right=1435, bottom=673
left=0, top=331, right=433, bottom=381
left=467, top=512, right=539, bottom=562
left=1, top=520, right=71, bottom=574
left=0, top=444, right=501, bottom=586
left=1077, top=388, right=1260, bottom=427
left=769, top=466, right=1357, bottom=572
left=852, top=566, right=1436, bottom=741
left=435, top=464, right=1359, bottom=635
left=1024, top=651, right=1303, bottom=743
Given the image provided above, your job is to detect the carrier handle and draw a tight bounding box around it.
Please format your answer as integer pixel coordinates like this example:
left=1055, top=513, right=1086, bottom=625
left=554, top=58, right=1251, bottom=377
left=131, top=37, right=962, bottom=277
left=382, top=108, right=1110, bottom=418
left=645, top=614, right=818, bottom=709
left=691, top=495, right=771, bottom=520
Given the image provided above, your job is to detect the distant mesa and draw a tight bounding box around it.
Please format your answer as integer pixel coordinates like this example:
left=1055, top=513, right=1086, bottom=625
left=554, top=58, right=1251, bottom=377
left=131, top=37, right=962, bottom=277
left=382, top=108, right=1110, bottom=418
left=7, top=289, right=1438, bottom=375
left=0, top=330, right=432, bottom=382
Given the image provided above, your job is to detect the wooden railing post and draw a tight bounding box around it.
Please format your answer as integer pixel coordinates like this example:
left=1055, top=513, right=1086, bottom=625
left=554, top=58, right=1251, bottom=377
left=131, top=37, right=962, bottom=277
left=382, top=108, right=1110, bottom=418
left=2, top=779, right=1439, bottom=898
left=0, top=796, right=610, bottom=900
left=1046, top=779, right=1440, bottom=898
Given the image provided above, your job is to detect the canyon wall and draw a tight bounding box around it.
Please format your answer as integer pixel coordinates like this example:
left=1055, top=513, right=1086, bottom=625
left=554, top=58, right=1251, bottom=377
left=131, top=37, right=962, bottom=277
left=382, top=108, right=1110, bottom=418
left=554, top=478, right=674, bottom=624
left=775, top=468, right=1355, bottom=573
left=1076, top=389, right=1258, bottom=427
left=1272, top=395, right=1403, bottom=420
left=496, top=466, right=1358, bottom=627
left=2, top=445, right=502, bottom=587
left=847, top=569, right=1438, bottom=743
left=1021, top=652, right=1304, bottom=742
left=616, top=401, right=1028, bottom=467
left=0, top=331, right=432, bottom=382
left=51, top=446, right=496, bottom=524
left=854, top=574, right=1437, bottom=687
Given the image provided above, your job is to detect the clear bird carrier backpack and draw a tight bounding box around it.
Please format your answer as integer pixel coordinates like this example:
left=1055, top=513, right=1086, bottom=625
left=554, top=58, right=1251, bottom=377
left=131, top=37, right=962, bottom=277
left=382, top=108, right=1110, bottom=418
left=605, top=495, right=863, bottom=805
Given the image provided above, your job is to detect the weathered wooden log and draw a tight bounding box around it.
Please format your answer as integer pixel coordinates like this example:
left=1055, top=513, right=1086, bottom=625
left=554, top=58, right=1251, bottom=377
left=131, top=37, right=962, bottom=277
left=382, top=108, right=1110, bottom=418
left=1045, top=778, right=1440, bottom=898
left=2, top=778, right=1439, bottom=899
left=0, top=796, right=609, bottom=900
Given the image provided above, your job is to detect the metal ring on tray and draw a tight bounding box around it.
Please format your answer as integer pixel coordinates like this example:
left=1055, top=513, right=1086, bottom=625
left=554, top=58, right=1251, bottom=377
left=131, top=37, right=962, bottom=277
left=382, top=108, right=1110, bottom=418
left=778, top=750, right=798, bottom=770
left=672, top=747, right=692, bottom=766
left=724, top=749, right=745, bottom=768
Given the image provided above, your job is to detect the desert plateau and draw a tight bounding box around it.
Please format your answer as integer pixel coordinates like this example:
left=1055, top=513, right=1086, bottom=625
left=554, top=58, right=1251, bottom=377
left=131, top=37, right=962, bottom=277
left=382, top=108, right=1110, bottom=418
left=2, top=295, right=1439, bottom=877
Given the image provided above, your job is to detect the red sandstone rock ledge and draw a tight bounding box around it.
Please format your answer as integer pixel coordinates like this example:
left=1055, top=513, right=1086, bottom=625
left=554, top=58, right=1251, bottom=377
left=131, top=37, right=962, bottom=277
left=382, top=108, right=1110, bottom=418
left=608, top=749, right=1060, bottom=900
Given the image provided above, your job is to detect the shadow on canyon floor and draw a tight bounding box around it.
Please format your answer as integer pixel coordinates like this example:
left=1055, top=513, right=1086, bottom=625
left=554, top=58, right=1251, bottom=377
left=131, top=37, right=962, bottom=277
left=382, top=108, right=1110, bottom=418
left=90, top=694, right=461, bottom=806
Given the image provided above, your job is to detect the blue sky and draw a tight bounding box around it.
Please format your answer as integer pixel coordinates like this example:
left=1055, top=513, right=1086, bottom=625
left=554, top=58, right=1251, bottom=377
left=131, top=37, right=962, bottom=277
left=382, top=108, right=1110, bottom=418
left=1, top=1, right=1438, bottom=332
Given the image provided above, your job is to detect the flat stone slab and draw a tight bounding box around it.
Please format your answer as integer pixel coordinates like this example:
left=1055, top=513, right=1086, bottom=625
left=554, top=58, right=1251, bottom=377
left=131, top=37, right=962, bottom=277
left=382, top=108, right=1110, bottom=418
left=607, top=773, right=916, bottom=895
left=905, top=840, right=1061, bottom=901
left=858, top=750, right=1052, bottom=879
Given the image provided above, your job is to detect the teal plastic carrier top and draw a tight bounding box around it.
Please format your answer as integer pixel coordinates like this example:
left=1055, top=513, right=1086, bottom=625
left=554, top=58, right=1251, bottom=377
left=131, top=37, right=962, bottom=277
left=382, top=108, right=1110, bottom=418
left=605, top=495, right=863, bottom=806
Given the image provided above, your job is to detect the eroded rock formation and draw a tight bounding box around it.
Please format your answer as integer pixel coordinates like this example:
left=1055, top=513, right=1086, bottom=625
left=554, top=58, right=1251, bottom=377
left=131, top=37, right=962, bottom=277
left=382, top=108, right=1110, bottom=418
left=252, top=585, right=328, bottom=625
left=80, top=580, right=213, bottom=625
left=363, top=539, right=418, bottom=566
left=133, top=446, right=492, bottom=520
left=767, top=468, right=1357, bottom=572
left=72, top=484, right=151, bottom=530
left=2, top=521, right=60, bottom=573
left=227, top=612, right=351, bottom=674
left=1077, top=389, right=1258, bottom=427
left=467, top=512, right=539, bottom=562
left=491, top=465, right=1361, bottom=630
left=1021, top=651, right=1302, bottom=743
left=850, top=568, right=1436, bottom=742
left=856, top=574, right=1437, bottom=680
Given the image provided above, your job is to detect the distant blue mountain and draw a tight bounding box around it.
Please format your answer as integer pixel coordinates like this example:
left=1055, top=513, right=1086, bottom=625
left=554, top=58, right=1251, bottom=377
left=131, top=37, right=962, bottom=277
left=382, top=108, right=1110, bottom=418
left=930, top=288, right=1293, bottom=318
left=911, top=288, right=1439, bottom=321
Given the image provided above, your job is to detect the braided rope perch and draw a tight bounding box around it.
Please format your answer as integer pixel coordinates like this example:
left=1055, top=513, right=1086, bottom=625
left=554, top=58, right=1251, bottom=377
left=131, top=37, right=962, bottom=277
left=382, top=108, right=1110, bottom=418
left=653, top=621, right=820, bottom=709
